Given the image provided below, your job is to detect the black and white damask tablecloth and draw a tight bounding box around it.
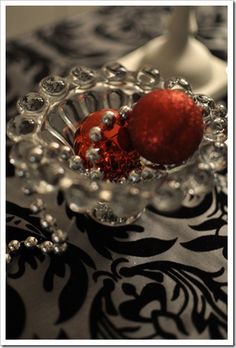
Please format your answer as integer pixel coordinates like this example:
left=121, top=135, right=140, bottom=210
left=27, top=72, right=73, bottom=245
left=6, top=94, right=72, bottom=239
left=6, top=6, right=228, bottom=340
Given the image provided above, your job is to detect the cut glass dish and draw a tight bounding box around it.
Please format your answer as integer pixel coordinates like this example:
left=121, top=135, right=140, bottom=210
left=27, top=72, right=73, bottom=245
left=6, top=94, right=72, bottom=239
left=7, top=63, right=227, bottom=226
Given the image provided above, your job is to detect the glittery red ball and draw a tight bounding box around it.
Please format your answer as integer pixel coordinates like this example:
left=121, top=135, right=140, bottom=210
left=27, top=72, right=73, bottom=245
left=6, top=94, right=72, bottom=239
left=128, top=89, right=204, bottom=164
left=73, top=109, right=141, bottom=181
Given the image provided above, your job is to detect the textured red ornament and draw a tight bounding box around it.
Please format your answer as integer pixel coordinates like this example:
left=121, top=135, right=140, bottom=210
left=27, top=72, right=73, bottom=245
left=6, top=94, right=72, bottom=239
left=128, top=89, right=204, bottom=164
left=73, top=109, right=141, bottom=181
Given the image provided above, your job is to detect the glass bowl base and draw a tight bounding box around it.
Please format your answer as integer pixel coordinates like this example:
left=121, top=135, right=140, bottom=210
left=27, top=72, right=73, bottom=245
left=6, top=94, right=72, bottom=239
left=88, top=202, right=144, bottom=226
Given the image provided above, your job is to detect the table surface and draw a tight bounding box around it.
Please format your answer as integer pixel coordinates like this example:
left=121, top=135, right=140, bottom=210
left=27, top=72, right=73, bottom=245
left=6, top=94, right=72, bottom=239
left=6, top=6, right=228, bottom=340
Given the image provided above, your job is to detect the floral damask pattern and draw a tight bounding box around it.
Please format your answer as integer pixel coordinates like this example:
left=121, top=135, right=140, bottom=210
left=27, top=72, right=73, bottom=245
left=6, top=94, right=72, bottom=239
left=6, top=6, right=227, bottom=340
left=91, top=259, right=227, bottom=339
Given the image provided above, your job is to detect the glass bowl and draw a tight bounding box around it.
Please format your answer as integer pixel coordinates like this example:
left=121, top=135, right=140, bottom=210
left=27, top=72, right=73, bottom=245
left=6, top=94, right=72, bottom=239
left=7, top=63, right=227, bottom=226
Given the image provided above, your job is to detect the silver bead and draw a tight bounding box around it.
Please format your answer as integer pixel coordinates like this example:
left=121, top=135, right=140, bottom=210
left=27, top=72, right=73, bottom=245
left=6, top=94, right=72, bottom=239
left=118, top=177, right=127, bottom=184
left=89, top=168, right=104, bottom=181
left=60, top=145, right=72, bottom=161
left=8, top=240, right=21, bottom=252
left=40, top=214, right=56, bottom=230
left=128, top=170, right=141, bottom=183
left=22, top=183, right=35, bottom=195
left=15, top=168, right=28, bottom=178
left=46, top=142, right=61, bottom=159
left=24, top=236, right=38, bottom=248
left=89, top=127, right=103, bottom=142
left=51, top=229, right=67, bottom=243
left=102, top=110, right=116, bottom=128
left=179, top=78, right=191, bottom=89
left=28, top=146, right=44, bottom=164
left=86, top=147, right=100, bottom=164
left=39, top=241, right=54, bottom=254
left=68, top=155, right=84, bottom=171
left=119, top=106, right=131, bottom=122
left=30, top=198, right=45, bottom=213
left=6, top=253, right=12, bottom=264
left=53, top=243, right=68, bottom=254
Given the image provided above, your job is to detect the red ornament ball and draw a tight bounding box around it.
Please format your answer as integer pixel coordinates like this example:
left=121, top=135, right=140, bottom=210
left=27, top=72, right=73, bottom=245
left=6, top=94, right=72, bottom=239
left=73, top=108, right=141, bottom=181
left=128, top=89, right=204, bottom=164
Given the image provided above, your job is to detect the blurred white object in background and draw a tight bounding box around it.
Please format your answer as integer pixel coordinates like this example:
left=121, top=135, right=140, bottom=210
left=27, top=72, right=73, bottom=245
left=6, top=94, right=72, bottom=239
left=119, top=7, right=227, bottom=100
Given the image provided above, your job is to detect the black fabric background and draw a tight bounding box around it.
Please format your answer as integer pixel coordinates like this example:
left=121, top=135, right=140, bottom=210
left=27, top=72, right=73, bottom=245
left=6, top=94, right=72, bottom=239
left=6, top=6, right=228, bottom=340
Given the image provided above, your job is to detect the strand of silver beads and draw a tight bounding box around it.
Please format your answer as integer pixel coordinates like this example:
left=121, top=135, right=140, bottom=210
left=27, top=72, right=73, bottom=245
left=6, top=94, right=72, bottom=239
left=6, top=197, right=68, bottom=265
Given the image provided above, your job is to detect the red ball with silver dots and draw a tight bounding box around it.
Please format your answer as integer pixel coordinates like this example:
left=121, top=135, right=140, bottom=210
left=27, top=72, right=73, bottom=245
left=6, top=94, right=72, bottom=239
left=128, top=89, right=204, bottom=164
left=73, top=108, right=141, bottom=181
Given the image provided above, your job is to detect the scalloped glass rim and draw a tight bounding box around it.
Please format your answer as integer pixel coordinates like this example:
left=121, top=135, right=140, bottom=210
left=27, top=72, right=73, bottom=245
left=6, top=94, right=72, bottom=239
left=7, top=63, right=228, bottom=226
